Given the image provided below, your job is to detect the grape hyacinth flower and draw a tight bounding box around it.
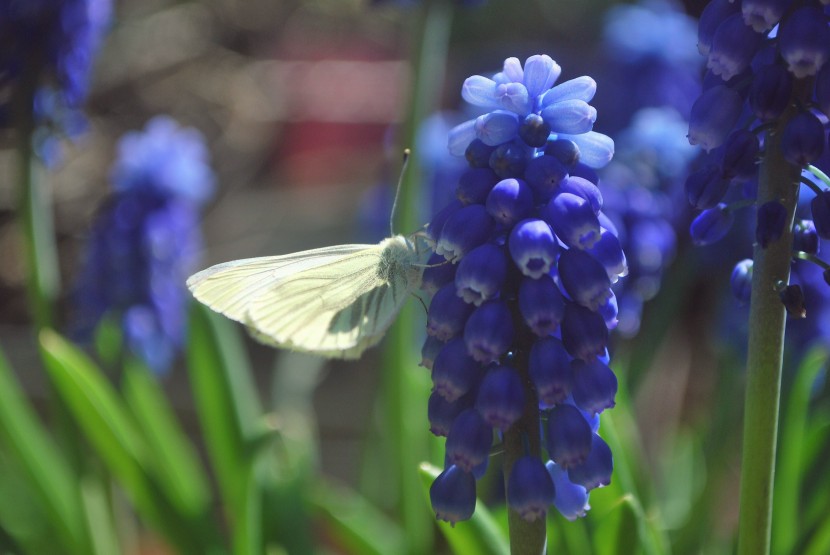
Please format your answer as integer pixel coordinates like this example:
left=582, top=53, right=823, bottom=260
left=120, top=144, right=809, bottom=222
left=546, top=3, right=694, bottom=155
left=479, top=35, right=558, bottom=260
left=423, top=55, right=621, bottom=540
left=72, top=117, right=215, bottom=374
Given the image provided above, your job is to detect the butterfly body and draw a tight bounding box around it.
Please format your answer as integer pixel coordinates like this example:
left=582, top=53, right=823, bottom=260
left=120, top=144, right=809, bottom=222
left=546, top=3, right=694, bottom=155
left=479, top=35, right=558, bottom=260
left=187, top=234, right=429, bottom=359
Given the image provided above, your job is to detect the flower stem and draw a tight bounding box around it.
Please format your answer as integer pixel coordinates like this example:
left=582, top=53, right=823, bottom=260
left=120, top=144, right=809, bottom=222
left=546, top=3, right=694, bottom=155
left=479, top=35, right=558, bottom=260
left=736, top=105, right=801, bottom=555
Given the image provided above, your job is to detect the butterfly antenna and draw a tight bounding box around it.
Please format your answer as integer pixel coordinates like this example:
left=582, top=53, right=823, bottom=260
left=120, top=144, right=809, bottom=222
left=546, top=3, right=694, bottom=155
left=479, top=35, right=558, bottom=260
left=390, top=149, right=411, bottom=236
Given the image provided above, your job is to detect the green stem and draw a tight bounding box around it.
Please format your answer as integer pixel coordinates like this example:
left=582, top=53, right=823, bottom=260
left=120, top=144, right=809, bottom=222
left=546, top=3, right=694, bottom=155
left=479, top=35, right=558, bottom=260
left=736, top=103, right=801, bottom=555
left=503, top=337, right=546, bottom=555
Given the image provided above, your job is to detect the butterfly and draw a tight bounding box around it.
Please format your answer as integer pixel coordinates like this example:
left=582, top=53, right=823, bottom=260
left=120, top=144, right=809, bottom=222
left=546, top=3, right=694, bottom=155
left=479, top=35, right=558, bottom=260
left=186, top=234, right=432, bottom=359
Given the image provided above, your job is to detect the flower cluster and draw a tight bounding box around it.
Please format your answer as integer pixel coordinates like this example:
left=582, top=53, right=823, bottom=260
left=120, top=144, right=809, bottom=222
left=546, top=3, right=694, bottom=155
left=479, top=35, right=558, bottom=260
left=72, top=116, right=215, bottom=374
left=422, top=55, right=621, bottom=525
left=686, top=0, right=830, bottom=313
left=0, top=0, right=112, bottom=160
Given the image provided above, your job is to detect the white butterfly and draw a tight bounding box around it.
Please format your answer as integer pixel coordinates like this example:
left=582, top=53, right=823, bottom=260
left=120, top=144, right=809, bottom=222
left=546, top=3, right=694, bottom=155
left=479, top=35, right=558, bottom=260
left=186, top=234, right=431, bottom=359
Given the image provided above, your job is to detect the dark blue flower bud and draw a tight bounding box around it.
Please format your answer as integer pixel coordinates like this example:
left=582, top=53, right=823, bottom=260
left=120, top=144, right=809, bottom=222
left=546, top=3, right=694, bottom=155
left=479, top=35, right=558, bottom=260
left=558, top=249, right=613, bottom=311
left=519, top=113, right=552, bottom=147
left=586, top=228, right=627, bottom=282
left=432, top=338, right=483, bottom=402
left=731, top=259, right=753, bottom=304
left=781, top=111, right=826, bottom=166
left=427, top=284, right=475, bottom=340
left=428, top=199, right=463, bottom=244
left=686, top=164, right=730, bottom=210
left=598, top=292, right=618, bottom=330
left=571, top=359, right=618, bottom=415
left=486, top=178, right=534, bottom=226
left=817, top=63, right=830, bottom=118
left=568, top=433, right=613, bottom=491
left=422, top=252, right=456, bottom=295
left=811, top=191, right=830, bottom=239
left=545, top=138, right=580, bottom=168
left=476, top=366, right=525, bottom=432
left=559, top=176, right=602, bottom=214
left=524, top=155, right=568, bottom=202
left=750, top=64, right=794, bottom=122
left=779, top=284, right=806, bottom=318
left=436, top=204, right=495, bottom=262
left=543, top=193, right=602, bottom=250
left=742, top=0, right=791, bottom=33
left=779, top=8, right=830, bottom=78
left=464, top=301, right=515, bottom=364
left=793, top=219, right=819, bottom=254
left=466, top=139, right=497, bottom=168
left=475, top=110, right=520, bottom=146
left=690, top=204, right=734, bottom=246
left=519, top=275, right=566, bottom=337
left=698, top=0, right=742, bottom=56
left=489, top=140, right=527, bottom=179
left=569, top=163, right=599, bottom=186
left=455, top=244, right=508, bottom=306
left=509, top=219, right=559, bottom=278
left=708, top=14, right=764, bottom=80
left=529, top=336, right=573, bottom=408
left=546, top=404, right=593, bottom=468
left=541, top=100, right=597, bottom=135
left=688, top=85, right=744, bottom=152
left=756, top=200, right=787, bottom=248
left=560, top=134, right=612, bottom=170
left=721, top=129, right=760, bottom=181
left=561, top=303, right=608, bottom=362
left=546, top=461, right=589, bottom=520
left=456, top=168, right=500, bottom=205
left=445, top=409, right=493, bottom=471
left=507, top=456, right=555, bottom=522
left=430, top=465, right=476, bottom=525
left=428, top=390, right=471, bottom=437
left=421, top=335, right=444, bottom=370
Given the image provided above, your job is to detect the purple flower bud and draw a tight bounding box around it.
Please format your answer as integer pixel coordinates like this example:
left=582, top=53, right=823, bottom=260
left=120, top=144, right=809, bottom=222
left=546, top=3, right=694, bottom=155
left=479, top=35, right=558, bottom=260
left=812, top=191, right=830, bottom=239
left=465, top=139, right=497, bottom=168
left=686, top=164, right=729, bottom=210
left=545, top=138, right=580, bottom=167
left=541, top=100, right=597, bottom=135
left=558, top=249, right=613, bottom=311
left=708, top=14, right=764, bottom=80
left=559, top=176, right=602, bottom=214
left=731, top=259, right=753, bottom=304
left=750, top=64, right=794, bottom=122
left=524, top=155, right=568, bottom=202
left=529, top=336, right=573, bottom=407
left=781, top=111, right=826, bottom=166
left=519, top=113, right=552, bottom=147
left=779, top=284, right=806, bottom=318
left=721, top=129, right=760, bottom=181
left=519, top=275, right=566, bottom=337
left=756, top=200, right=788, bottom=248
left=430, top=465, right=476, bottom=525
left=454, top=244, right=508, bottom=306
left=557, top=132, right=614, bottom=169
left=688, top=85, right=744, bottom=152
left=428, top=390, right=471, bottom=437
left=428, top=199, right=463, bottom=244
left=793, top=219, right=819, bottom=254
left=586, top=228, right=627, bottom=282
left=571, top=359, right=618, bottom=415
left=464, top=301, right=515, bottom=364
left=817, top=63, right=830, bottom=118
left=523, top=54, right=561, bottom=97
left=432, top=338, right=483, bottom=402
left=698, top=0, right=742, bottom=56
left=462, top=75, right=500, bottom=108
left=546, top=404, right=593, bottom=468
left=496, top=82, right=532, bottom=115
left=449, top=120, right=477, bottom=157
left=546, top=461, right=589, bottom=520
left=690, top=203, right=734, bottom=245
left=598, top=292, right=619, bottom=331
left=779, top=8, right=830, bottom=78
left=742, top=0, right=792, bottom=33
left=561, top=303, right=609, bottom=362
left=475, top=110, right=521, bottom=146
left=436, top=204, right=495, bottom=262
left=507, top=456, right=555, bottom=522
left=422, top=252, right=456, bottom=295
left=568, top=433, right=613, bottom=491
left=421, top=335, right=444, bottom=370
left=427, top=284, right=475, bottom=340
left=509, top=219, right=560, bottom=278
left=489, top=140, right=528, bottom=179
left=446, top=409, right=493, bottom=471
left=456, top=168, right=500, bottom=205
left=486, top=178, right=534, bottom=226
left=540, top=76, right=597, bottom=107
left=476, top=366, right=526, bottom=432
left=543, top=193, right=602, bottom=250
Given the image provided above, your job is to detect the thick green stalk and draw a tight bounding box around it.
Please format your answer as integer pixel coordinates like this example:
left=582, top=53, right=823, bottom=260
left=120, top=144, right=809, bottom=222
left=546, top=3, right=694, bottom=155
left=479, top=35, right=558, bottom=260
left=736, top=109, right=800, bottom=555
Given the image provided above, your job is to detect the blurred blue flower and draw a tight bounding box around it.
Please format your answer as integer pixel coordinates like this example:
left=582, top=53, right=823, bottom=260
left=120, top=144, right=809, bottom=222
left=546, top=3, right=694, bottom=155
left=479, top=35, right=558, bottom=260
left=72, top=117, right=215, bottom=374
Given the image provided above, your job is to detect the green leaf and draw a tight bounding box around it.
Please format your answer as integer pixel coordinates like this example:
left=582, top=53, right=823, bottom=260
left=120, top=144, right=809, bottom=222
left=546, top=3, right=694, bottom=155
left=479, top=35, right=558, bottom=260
left=594, top=495, right=640, bottom=555
left=122, top=358, right=211, bottom=519
left=418, top=463, right=509, bottom=555
left=0, top=345, right=91, bottom=553
left=232, top=460, right=262, bottom=555
left=80, top=476, right=122, bottom=555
